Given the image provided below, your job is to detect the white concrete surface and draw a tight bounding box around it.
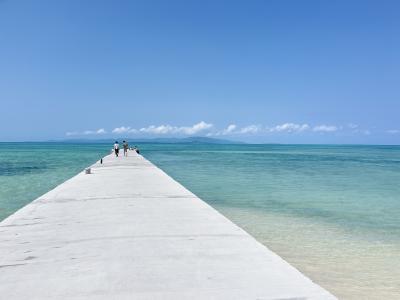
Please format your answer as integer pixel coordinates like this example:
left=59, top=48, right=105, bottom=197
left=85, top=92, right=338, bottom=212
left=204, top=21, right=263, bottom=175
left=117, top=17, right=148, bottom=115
left=0, top=151, right=336, bottom=299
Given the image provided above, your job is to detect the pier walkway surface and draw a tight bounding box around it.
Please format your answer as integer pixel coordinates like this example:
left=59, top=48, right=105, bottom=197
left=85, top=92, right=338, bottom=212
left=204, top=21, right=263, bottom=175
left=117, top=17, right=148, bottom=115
left=0, top=151, right=336, bottom=299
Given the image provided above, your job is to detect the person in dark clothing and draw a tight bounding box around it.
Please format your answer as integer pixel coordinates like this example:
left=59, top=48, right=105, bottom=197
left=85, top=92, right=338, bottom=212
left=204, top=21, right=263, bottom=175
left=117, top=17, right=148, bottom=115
left=113, top=141, right=119, bottom=157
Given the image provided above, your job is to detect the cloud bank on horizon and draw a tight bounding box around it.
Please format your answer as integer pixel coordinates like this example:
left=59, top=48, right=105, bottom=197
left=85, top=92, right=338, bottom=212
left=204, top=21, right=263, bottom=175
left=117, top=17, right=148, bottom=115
left=65, top=121, right=395, bottom=139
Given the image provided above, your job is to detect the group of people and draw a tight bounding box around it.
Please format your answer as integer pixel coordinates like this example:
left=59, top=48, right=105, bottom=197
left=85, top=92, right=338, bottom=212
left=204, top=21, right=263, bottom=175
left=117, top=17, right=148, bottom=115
left=113, top=141, right=140, bottom=157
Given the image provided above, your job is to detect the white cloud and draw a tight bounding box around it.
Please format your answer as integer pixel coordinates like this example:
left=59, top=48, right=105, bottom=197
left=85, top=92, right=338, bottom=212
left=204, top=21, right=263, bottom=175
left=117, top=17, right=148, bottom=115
left=213, top=124, right=237, bottom=136
left=223, top=124, right=237, bottom=134
left=139, top=125, right=175, bottom=134
left=226, top=124, right=237, bottom=132
left=269, top=123, right=310, bottom=133
left=348, top=123, right=367, bottom=135
left=181, top=121, right=213, bottom=135
left=210, top=124, right=261, bottom=136
left=239, top=125, right=261, bottom=134
left=387, top=129, right=400, bottom=134
left=96, top=128, right=106, bottom=134
left=218, top=123, right=314, bottom=135
left=139, top=121, right=213, bottom=135
left=348, top=123, right=359, bottom=129
left=66, top=131, right=77, bottom=136
left=112, top=126, right=133, bottom=134
left=348, top=125, right=372, bottom=135
left=66, top=128, right=106, bottom=136
left=67, top=122, right=377, bottom=138
left=313, top=125, right=338, bottom=132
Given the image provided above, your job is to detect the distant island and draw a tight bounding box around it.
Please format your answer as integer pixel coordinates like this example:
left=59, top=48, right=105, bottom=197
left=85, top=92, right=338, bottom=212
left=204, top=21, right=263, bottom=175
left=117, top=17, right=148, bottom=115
left=54, top=136, right=245, bottom=144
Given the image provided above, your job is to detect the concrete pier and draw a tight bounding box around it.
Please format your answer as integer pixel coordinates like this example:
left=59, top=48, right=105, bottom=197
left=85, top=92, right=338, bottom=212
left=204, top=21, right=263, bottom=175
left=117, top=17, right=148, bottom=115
left=0, top=151, right=336, bottom=299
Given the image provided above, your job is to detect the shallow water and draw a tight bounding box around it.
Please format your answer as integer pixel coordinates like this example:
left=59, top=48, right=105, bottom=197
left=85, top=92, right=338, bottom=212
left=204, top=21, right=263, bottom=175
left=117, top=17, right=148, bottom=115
left=0, top=143, right=109, bottom=220
left=142, top=144, right=400, bottom=299
left=1, top=143, right=399, bottom=299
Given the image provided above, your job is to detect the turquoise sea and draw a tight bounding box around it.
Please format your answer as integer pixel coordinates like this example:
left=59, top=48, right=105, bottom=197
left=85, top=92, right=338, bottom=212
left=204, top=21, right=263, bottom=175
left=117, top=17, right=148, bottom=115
left=1, top=142, right=399, bottom=299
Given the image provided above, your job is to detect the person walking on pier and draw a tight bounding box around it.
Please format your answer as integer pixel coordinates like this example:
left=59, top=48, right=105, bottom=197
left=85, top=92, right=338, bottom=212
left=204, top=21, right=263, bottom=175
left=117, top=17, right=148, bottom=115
left=114, top=141, right=120, bottom=157
left=123, top=140, right=129, bottom=157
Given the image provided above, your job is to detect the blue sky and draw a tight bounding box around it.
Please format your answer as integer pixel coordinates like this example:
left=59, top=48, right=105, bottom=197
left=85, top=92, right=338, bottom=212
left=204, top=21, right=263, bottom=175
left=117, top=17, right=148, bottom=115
left=0, top=0, right=399, bottom=143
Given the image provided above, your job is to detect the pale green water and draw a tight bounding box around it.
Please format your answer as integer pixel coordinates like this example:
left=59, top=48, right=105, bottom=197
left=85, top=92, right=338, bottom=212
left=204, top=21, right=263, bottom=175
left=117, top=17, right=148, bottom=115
left=1, top=143, right=399, bottom=299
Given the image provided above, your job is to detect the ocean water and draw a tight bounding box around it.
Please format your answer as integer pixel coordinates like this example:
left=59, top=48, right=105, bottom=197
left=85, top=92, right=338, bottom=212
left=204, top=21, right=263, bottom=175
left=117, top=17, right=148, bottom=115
left=0, top=143, right=110, bottom=221
left=1, top=143, right=399, bottom=299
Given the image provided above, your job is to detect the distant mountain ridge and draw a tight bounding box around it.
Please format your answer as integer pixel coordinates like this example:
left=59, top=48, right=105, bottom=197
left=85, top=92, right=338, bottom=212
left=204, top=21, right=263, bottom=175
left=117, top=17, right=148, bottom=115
left=55, top=136, right=244, bottom=144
